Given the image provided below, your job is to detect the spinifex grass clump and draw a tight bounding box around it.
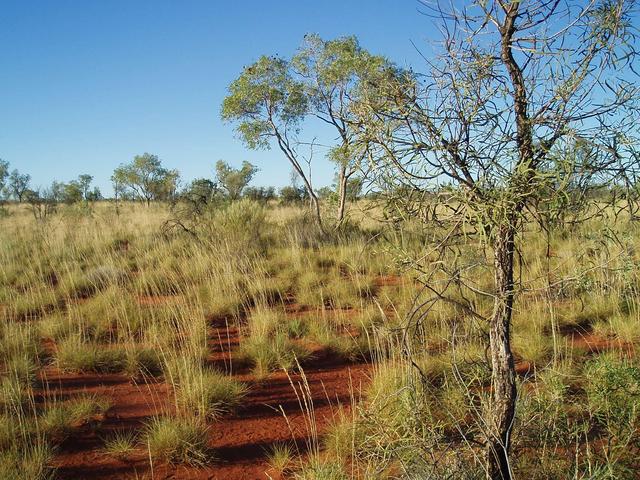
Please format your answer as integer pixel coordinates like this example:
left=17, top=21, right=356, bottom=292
left=103, top=430, right=138, bottom=459
left=238, top=307, right=312, bottom=377
left=55, top=336, right=127, bottom=373
left=166, top=358, right=246, bottom=419
left=144, top=416, right=209, bottom=466
left=1, top=191, right=640, bottom=479
left=41, top=395, right=111, bottom=443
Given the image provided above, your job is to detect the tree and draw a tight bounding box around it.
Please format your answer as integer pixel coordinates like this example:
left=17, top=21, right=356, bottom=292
left=180, top=178, right=219, bottom=214
left=223, top=37, right=389, bottom=231
left=61, top=181, right=83, bottom=205
left=221, top=56, right=324, bottom=229
left=244, top=186, right=276, bottom=202
left=24, top=186, right=57, bottom=220
left=152, top=169, right=180, bottom=202
left=110, top=173, right=125, bottom=215
left=279, top=185, right=308, bottom=204
left=112, top=153, right=177, bottom=206
left=6, top=169, right=31, bottom=202
left=77, top=174, right=93, bottom=201
left=292, top=34, right=386, bottom=227
left=86, top=187, right=102, bottom=202
left=353, top=1, right=639, bottom=478
left=0, top=160, right=8, bottom=199
left=215, top=160, right=258, bottom=200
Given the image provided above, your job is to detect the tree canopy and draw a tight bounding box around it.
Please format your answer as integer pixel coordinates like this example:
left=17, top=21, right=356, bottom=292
left=215, top=160, right=258, bottom=200
left=112, top=153, right=179, bottom=205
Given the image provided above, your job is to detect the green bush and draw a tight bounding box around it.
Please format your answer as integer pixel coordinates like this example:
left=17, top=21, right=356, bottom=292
left=585, top=354, right=640, bottom=440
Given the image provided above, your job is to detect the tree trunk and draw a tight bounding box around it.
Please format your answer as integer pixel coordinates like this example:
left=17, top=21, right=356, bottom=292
left=335, top=166, right=349, bottom=228
left=486, top=222, right=517, bottom=480
left=310, top=191, right=324, bottom=234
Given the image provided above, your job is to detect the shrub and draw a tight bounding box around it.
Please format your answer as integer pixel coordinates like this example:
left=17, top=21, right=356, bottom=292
left=41, top=395, right=110, bottom=442
left=266, top=442, right=294, bottom=475
left=294, top=457, right=348, bottom=480
left=83, top=265, right=128, bottom=290
left=238, top=333, right=310, bottom=378
left=210, top=199, right=269, bottom=251
left=125, top=348, right=162, bottom=378
left=585, top=354, right=640, bottom=441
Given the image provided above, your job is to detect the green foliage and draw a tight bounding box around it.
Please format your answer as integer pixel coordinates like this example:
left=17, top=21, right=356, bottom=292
left=585, top=354, right=640, bottom=439
left=55, top=336, right=126, bottom=373
left=294, top=457, right=348, bottom=480
left=168, top=361, right=246, bottom=419
left=221, top=56, right=307, bottom=150
left=0, top=443, right=54, bottom=480
left=41, top=395, right=110, bottom=442
left=279, top=185, right=308, bottom=204
left=215, top=160, right=258, bottom=200
left=6, top=169, right=31, bottom=202
left=0, top=160, right=9, bottom=196
left=266, top=442, right=294, bottom=475
left=112, top=153, right=179, bottom=205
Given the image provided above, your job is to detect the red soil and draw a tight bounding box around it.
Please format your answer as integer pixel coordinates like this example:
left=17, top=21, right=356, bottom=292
left=43, top=314, right=371, bottom=480
left=566, top=330, right=635, bottom=354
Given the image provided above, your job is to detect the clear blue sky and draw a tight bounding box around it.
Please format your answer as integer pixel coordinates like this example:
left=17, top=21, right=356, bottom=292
left=0, top=0, right=434, bottom=195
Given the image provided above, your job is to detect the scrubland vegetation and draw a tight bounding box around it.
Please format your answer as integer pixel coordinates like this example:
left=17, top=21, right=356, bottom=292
left=0, top=198, right=639, bottom=479
left=2, top=0, right=640, bottom=479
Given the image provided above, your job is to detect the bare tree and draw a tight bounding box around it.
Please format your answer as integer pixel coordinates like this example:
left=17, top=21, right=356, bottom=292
left=353, top=1, right=639, bottom=478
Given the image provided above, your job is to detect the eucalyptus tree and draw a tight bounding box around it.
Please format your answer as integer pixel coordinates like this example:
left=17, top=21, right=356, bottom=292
left=6, top=169, right=31, bottom=202
left=0, top=160, right=8, bottom=199
left=221, top=56, right=323, bottom=227
left=353, top=0, right=639, bottom=478
left=215, top=160, right=258, bottom=200
left=112, top=153, right=178, bottom=206
left=222, top=36, right=389, bottom=231
left=110, top=173, right=125, bottom=215
left=292, top=34, right=387, bottom=226
left=77, top=174, right=93, bottom=201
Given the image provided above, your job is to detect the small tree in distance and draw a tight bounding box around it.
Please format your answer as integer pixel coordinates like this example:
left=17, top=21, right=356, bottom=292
left=112, top=153, right=179, bottom=206
left=77, top=174, right=93, bottom=201
left=215, top=160, right=258, bottom=200
left=0, top=160, right=9, bottom=200
left=6, top=169, right=31, bottom=202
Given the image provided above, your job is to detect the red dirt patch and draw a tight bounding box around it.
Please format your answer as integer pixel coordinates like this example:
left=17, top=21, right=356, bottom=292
left=568, top=332, right=634, bottom=354
left=39, top=367, right=172, bottom=479
left=46, top=314, right=371, bottom=479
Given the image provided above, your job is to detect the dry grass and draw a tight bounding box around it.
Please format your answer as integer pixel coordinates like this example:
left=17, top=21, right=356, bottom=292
left=0, top=200, right=639, bottom=477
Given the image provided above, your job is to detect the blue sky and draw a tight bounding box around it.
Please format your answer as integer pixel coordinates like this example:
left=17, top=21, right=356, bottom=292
left=0, top=0, right=434, bottom=194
